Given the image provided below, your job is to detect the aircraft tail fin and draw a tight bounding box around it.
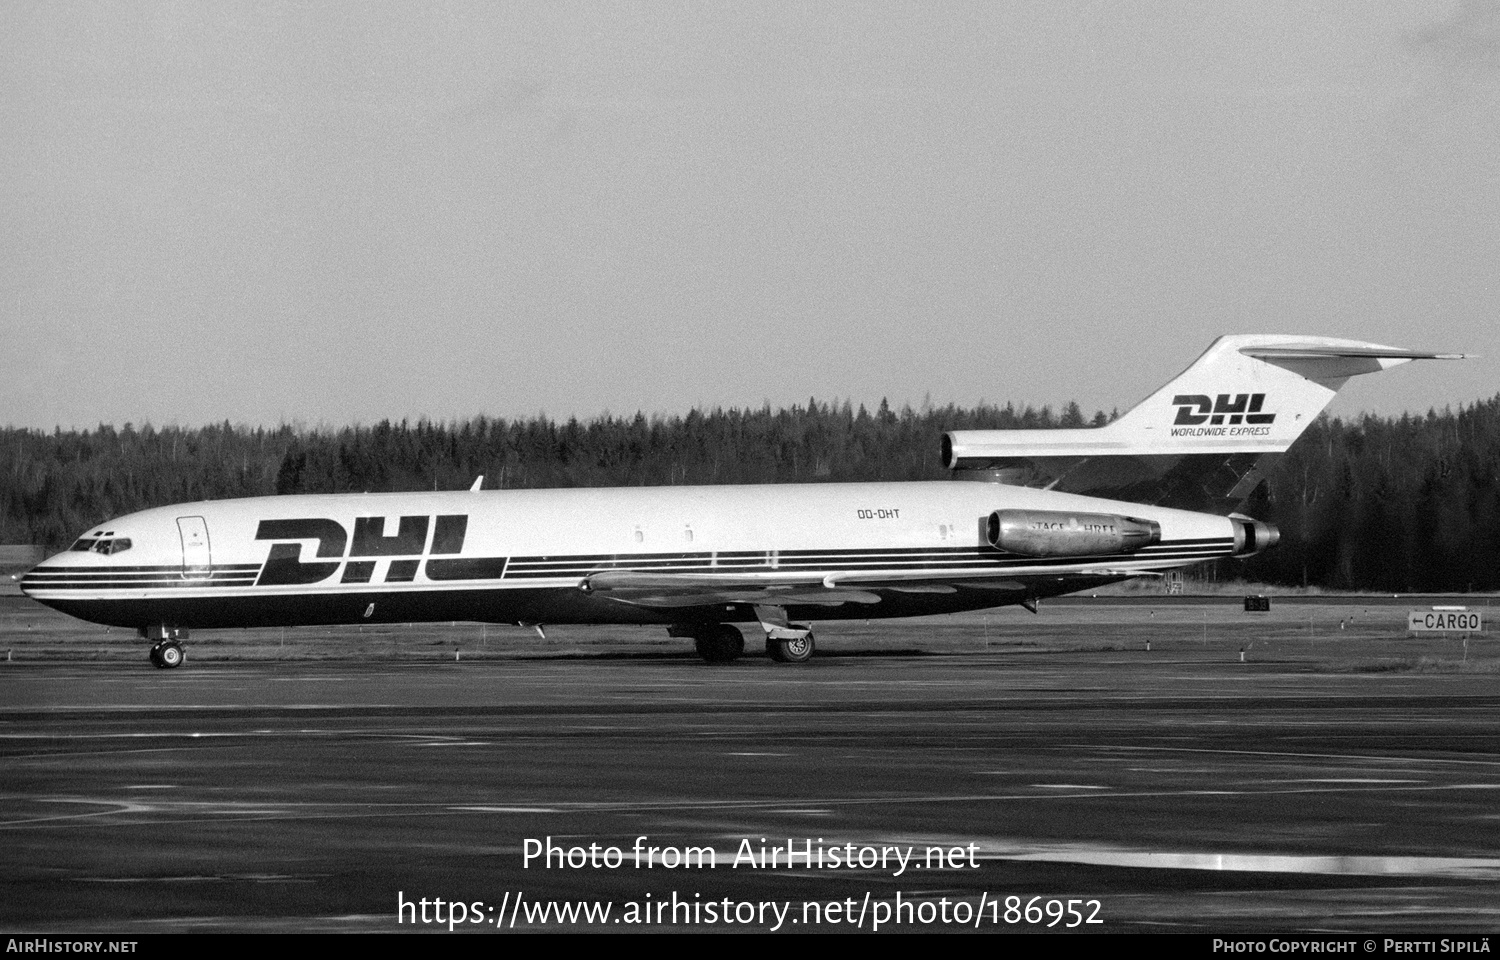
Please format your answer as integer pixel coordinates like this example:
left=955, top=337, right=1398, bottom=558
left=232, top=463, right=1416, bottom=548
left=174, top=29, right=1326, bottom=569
left=941, top=335, right=1465, bottom=513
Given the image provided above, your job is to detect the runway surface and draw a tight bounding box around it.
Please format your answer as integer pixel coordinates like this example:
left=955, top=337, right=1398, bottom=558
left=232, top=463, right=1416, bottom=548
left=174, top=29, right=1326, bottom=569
left=2, top=602, right=1498, bottom=933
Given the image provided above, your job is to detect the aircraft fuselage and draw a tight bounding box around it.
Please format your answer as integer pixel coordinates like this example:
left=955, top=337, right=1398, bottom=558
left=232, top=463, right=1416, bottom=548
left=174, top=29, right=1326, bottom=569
left=21, top=480, right=1241, bottom=632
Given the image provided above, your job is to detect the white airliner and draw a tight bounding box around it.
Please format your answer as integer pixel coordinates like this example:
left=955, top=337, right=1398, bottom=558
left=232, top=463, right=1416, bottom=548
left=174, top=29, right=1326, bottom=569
left=20, top=335, right=1460, bottom=667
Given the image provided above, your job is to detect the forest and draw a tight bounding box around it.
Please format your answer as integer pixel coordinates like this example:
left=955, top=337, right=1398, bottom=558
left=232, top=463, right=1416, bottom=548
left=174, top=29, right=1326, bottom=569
left=4, top=394, right=1499, bottom=592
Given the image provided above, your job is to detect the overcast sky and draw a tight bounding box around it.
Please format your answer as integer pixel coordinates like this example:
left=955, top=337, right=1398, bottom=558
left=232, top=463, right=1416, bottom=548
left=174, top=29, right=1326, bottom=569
left=2, top=1, right=1496, bottom=430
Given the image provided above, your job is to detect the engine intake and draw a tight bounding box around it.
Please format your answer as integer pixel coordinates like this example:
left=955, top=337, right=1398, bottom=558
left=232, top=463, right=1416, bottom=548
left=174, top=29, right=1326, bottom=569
left=987, top=509, right=1161, bottom=558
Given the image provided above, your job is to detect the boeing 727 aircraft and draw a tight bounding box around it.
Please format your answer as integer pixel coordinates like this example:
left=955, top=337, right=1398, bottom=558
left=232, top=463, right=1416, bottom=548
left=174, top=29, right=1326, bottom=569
left=20, top=335, right=1459, bottom=667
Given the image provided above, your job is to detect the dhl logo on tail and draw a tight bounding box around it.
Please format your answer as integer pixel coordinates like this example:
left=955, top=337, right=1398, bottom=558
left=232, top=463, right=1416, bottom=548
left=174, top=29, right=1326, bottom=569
left=1171, top=393, right=1275, bottom=427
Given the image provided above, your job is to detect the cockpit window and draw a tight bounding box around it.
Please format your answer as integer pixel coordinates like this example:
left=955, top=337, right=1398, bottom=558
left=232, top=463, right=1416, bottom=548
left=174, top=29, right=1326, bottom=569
left=69, top=537, right=132, bottom=555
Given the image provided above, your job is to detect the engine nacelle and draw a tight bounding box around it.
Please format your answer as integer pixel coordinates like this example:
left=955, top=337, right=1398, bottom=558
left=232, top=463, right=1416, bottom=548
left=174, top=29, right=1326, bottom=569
left=986, top=509, right=1162, bottom=558
left=1231, top=516, right=1280, bottom=556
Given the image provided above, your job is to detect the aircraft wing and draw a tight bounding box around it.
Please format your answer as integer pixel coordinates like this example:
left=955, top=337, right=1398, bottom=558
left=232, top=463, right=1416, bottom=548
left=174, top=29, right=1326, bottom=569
left=583, top=572, right=881, bottom=607
left=581, top=570, right=1036, bottom=610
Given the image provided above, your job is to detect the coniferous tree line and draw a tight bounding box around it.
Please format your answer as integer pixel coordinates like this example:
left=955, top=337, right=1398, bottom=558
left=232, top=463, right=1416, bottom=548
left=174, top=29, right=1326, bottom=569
left=2, top=422, right=294, bottom=550
left=4, top=396, right=1499, bottom=591
left=1240, top=397, right=1500, bottom=592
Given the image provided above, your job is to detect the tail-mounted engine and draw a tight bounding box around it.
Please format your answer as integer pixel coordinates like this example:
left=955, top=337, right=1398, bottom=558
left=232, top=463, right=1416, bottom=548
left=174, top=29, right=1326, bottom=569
left=1230, top=515, right=1279, bottom=556
left=987, top=509, right=1161, bottom=558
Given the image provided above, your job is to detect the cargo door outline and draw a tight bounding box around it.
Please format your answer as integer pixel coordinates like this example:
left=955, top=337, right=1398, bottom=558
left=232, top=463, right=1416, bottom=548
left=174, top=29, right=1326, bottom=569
left=178, top=516, right=212, bottom=580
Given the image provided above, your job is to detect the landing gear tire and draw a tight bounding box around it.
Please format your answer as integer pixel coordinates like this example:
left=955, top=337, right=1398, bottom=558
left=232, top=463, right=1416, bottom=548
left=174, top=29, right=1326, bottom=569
left=151, top=641, right=185, bottom=669
left=693, top=625, right=744, bottom=664
left=766, top=633, right=814, bottom=663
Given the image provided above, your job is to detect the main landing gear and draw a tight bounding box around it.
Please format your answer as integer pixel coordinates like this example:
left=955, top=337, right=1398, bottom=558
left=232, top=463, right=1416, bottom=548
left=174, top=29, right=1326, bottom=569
left=757, top=604, right=814, bottom=663
left=141, top=625, right=187, bottom=669
left=671, top=623, right=746, bottom=664
left=671, top=607, right=817, bottom=664
left=765, top=632, right=814, bottom=663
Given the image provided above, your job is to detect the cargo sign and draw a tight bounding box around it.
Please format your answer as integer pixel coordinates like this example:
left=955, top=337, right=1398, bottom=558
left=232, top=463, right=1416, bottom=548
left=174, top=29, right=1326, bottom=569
left=1407, top=609, right=1483, bottom=632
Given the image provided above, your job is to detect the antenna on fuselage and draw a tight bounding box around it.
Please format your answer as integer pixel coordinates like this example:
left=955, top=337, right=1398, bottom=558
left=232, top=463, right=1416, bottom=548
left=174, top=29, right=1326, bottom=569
left=469, top=475, right=484, bottom=492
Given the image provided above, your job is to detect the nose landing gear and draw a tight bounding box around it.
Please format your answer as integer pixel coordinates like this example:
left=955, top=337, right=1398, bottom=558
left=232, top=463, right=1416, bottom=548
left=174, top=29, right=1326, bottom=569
left=148, top=640, right=185, bottom=669
left=140, top=625, right=187, bottom=669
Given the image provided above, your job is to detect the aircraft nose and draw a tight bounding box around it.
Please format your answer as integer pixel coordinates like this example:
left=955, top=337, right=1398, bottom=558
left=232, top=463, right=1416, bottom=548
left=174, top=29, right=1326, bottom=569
left=13, top=532, right=142, bottom=599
